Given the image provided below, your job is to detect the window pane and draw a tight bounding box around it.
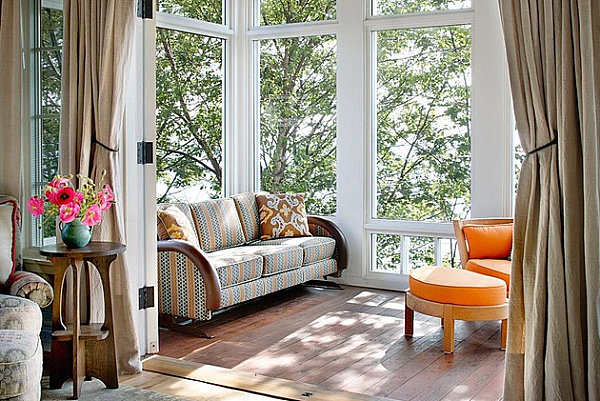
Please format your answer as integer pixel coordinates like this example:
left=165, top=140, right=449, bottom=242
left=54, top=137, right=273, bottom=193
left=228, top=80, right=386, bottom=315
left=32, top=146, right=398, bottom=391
left=41, top=49, right=62, bottom=115
left=258, top=0, right=336, bottom=25
left=41, top=7, right=63, bottom=47
left=372, top=234, right=403, bottom=272
left=41, top=118, right=60, bottom=184
left=258, top=35, right=337, bottom=215
left=440, top=237, right=461, bottom=268
left=375, top=26, right=472, bottom=222
left=157, top=0, right=223, bottom=25
left=156, top=29, right=224, bottom=203
left=408, top=236, right=435, bottom=269
left=373, top=0, right=471, bottom=15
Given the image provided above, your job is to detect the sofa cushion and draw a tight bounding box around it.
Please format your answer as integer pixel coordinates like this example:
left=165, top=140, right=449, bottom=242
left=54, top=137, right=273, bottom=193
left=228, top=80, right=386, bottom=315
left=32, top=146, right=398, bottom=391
left=0, top=295, right=42, bottom=334
left=300, top=259, right=337, bottom=281
left=205, top=249, right=263, bottom=288
left=0, top=330, right=42, bottom=399
left=157, top=204, right=199, bottom=246
left=0, top=196, right=21, bottom=286
left=259, top=236, right=336, bottom=265
left=190, top=199, right=246, bottom=252
left=256, top=193, right=311, bottom=239
left=241, top=245, right=303, bottom=276
left=220, top=280, right=266, bottom=309
left=232, top=192, right=261, bottom=242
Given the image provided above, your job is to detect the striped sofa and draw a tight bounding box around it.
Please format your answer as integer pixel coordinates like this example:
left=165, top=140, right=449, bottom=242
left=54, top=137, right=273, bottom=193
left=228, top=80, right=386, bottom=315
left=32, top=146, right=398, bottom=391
left=157, top=193, right=348, bottom=334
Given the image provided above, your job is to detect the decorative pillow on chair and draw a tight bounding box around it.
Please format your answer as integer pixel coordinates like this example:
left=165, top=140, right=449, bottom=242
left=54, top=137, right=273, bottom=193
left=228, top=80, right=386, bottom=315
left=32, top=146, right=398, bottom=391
left=256, top=193, right=312, bottom=239
left=157, top=205, right=199, bottom=244
left=0, top=196, right=21, bottom=286
left=463, top=223, right=513, bottom=259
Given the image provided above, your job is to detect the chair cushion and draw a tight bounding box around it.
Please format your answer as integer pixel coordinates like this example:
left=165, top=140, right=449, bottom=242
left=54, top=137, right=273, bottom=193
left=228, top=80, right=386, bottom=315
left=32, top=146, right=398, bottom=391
left=463, top=224, right=513, bottom=259
left=259, top=236, right=336, bottom=265
left=7, top=272, right=53, bottom=308
left=466, top=259, right=511, bottom=290
left=205, top=249, right=263, bottom=288
left=409, top=266, right=506, bottom=306
left=231, top=192, right=261, bottom=242
left=256, top=193, right=311, bottom=239
left=301, top=259, right=337, bottom=281
left=157, top=204, right=200, bottom=246
left=0, top=196, right=21, bottom=286
left=189, top=199, right=246, bottom=252
left=241, top=245, right=303, bottom=276
left=0, top=295, right=42, bottom=334
left=0, top=330, right=43, bottom=399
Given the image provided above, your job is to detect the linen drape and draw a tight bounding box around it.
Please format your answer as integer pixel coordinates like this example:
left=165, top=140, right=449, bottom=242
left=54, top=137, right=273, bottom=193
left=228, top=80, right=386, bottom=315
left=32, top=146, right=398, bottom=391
left=60, top=0, right=141, bottom=374
left=499, top=0, right=600, bottom=399
left=0, top=0, right=22, bottom=199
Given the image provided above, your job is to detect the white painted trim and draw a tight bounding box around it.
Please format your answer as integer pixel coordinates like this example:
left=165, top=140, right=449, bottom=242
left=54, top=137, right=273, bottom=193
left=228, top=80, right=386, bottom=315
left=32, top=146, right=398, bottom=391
left=364, top=220, right=455, bottom=237
left=247, top=20, right=339, bottom=40
left=156, top=12, right=233, bottom=38
left=365, top=9, right=474, bottom=31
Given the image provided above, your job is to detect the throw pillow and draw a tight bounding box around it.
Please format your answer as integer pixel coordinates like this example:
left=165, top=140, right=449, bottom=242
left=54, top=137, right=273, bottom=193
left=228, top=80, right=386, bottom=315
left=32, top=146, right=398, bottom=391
left=0, top=196, right=21, bottom=286
left=463, top=223, right=513, bottom=260
left=256, top=193, right=312, bottom=239
left=157, top=205, right=198, bottom=244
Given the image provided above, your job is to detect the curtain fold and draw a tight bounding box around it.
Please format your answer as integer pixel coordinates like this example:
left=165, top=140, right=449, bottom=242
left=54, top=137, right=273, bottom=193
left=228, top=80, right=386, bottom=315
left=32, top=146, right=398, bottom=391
left=0, top=0, right=22, bottom=199
left=499, top=0, right=600, bottom=399
left=60, top=0, right=141, bottom=374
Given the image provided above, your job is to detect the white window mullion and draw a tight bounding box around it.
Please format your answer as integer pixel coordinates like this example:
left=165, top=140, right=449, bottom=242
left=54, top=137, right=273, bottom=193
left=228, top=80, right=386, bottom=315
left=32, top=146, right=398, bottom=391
left=157, top=12, right=233, bottom=38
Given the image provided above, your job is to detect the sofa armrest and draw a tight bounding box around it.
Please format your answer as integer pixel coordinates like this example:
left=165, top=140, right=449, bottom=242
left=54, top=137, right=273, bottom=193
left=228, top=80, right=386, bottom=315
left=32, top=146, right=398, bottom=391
left=307, top=216, right=348, bottom=274
left=7, top=271, right=54, bottom=308
left=157, top=240, right=222, bottom=310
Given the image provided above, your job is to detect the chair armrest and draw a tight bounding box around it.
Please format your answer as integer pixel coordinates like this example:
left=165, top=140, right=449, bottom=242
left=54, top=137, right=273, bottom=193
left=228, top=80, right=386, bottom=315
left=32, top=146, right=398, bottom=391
left=307, top=216, right=349, bottom=273
left=7, top=271, right=54, bottom=308
left=157, top=240, right=221, bottom=310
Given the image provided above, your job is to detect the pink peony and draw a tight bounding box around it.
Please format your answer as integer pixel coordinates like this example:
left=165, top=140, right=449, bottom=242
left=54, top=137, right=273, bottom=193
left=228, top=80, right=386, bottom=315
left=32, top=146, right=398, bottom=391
left=27, top=196, right=45, bottom=218
left=47, top=176, right=70, bottom=189
left=73, top=191, right=84, bottom=205
left=97, top=185, right=115, bottom=211
left=81, top=204, right=102, bottom=226
left=58, top=202, right=80, bottom=223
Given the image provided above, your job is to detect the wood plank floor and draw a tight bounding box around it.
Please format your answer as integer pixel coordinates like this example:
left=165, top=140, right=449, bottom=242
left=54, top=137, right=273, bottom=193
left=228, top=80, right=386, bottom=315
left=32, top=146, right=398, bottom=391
left=159, top=285, right=505, bottom=401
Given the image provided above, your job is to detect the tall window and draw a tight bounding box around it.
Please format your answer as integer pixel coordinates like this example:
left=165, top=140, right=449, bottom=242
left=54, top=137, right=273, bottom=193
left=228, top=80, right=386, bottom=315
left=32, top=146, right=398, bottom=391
left=256, top=0, right=337, bottom=215
left=156, top=1, right=226, bottom=203
left=369, top=1, right=472, bottom=273
left=30, top=3, right=63, bottom=245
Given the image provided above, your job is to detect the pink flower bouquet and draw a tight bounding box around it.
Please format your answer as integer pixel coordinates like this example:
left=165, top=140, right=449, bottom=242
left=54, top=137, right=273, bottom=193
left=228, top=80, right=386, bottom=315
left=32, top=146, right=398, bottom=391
left=27, top=173, right=115, bottom=226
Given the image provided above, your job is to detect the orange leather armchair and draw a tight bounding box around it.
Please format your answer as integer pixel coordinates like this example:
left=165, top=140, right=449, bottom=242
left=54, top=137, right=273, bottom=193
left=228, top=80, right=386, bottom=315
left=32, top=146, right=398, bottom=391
left=453, top=218, right=513, bottom=292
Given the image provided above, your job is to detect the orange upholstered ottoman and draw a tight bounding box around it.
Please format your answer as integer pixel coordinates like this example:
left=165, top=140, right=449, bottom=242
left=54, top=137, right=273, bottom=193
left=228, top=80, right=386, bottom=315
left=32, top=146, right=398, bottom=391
left=405, top=266, right=508, bottom=353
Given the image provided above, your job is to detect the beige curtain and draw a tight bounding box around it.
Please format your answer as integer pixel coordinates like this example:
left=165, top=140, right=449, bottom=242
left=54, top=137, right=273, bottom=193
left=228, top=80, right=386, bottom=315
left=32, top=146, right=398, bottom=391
left=500, top=0, right=600, bottom=400
left=0, top=0, right=22, bottom=199
left=60, top=0, right=141, bottom=374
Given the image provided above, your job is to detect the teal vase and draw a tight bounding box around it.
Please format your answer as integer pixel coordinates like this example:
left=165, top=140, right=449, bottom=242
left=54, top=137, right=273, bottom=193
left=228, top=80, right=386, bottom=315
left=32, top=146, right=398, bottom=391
left=61, top=218, right=92, bottom=248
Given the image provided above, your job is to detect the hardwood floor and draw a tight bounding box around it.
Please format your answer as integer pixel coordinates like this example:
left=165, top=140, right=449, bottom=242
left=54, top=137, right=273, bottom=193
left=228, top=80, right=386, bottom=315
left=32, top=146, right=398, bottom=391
left=159, top=285, right=505, bottom=401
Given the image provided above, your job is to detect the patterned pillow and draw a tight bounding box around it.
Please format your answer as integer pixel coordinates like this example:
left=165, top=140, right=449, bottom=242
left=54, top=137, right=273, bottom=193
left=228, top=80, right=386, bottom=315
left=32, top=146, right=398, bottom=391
left=157, top=205, right=199, bottom=245
left=0, top=196, right=21, bottom=286
left=189, top=198, right=246, bottom=252
left=256, top=193, right=312, bottom=239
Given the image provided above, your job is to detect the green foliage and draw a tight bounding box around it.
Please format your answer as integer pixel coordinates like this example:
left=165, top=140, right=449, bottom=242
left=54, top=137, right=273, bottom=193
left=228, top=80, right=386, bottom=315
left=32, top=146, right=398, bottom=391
left=155, top=27, right=224, bottom=202
left=375, top=0, right=471, bottom=15
left=157, top=0, right=222, bottom=24
left=258, top=35, right=337, bottom=215
left=259, top=0, right=335, bottom=25
left=376, top=26, right=472, bottom=222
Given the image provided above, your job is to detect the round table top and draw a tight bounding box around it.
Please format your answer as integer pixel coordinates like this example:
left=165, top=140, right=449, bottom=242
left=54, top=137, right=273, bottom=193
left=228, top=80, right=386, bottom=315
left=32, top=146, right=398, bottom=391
left=39, top=241, right=126, bottom=258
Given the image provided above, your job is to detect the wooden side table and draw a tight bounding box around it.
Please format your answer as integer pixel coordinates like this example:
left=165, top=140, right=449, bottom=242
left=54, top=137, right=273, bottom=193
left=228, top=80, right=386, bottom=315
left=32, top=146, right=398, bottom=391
left=40, top=242, right=126, bottom=399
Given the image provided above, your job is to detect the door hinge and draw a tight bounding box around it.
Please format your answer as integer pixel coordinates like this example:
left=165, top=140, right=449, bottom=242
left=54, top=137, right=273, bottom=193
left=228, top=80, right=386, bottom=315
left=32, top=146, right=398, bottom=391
left=137, top=141, right=154, bottom=165
left=139, top=286, right=155, bottom=310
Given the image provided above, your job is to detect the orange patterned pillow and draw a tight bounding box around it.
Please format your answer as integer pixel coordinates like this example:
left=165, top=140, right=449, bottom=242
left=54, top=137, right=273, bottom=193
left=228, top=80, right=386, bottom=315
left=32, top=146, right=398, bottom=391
left=157, top=205, right=198, bottom=243
left=256, top=193, right=312, bottom=239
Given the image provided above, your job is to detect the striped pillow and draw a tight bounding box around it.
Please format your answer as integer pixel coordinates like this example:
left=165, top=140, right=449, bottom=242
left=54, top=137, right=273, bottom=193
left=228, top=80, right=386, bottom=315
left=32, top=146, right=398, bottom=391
left=231, top=192, right=261, bottom=242
left=189, top=199, right=245, bottom=252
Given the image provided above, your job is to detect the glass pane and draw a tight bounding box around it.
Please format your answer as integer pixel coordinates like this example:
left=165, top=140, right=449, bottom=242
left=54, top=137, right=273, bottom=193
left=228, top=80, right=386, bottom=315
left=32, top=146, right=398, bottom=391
left=514, top=130, right=525, bottom=195
left=258, top=0, right=336, bottom=25
left=373, top=0, right=471, bottom=15
left=41, top=118, right=60, bottom=184
left=258, top=35, right=337, bottom=215
left=41, top=7, right=63, bottom=47
left=156, top=29, right=224, bottom=203
left=373, top=234, right=403, bottom=272
left=408, top=236, right=435, bottom=269
left=157, top=0, right=223, bottom=25
left=440, top=237, right=460, bottom=268
left=375, top=26, right=472, bottom=222
left=41, top=49, right=62, bottom=115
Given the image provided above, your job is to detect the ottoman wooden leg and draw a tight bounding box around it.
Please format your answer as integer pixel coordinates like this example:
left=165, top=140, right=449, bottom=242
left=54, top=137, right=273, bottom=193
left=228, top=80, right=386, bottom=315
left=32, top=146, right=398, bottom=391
left=443, top=305, right=455, bottom=353
left=501, top=318, right=508, bottom=350
left=405, top=306, right=414, bottom=337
